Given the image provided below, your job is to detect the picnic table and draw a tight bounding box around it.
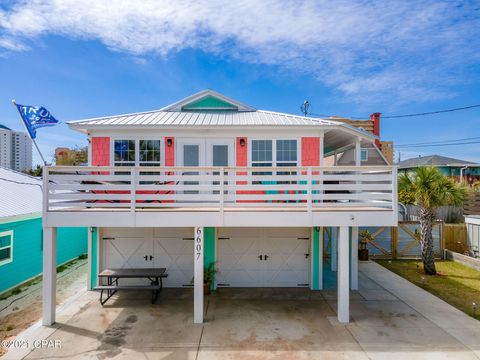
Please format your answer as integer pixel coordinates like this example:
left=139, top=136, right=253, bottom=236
left=95, top=268, right=168, bottom=305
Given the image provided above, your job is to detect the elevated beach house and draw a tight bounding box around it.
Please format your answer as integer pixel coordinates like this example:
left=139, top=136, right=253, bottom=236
left=41, top=90, right=398, bottom=325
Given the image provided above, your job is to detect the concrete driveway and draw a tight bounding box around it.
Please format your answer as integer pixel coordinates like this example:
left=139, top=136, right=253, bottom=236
left=4, top=262, right=480, bottom=360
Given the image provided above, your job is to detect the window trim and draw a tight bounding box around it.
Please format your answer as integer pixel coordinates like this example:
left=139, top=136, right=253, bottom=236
left=110, top=138, right=164, bottom=167
left=0, top=230, right=13, bottom=266
left=249, top=138, right=300, bottom=167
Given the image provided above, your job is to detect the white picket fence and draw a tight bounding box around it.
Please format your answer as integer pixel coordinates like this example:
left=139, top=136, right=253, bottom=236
left=43, top=165, right=397, bottom=213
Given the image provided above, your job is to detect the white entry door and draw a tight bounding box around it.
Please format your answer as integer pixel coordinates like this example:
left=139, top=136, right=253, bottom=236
left=177, top=139, right=205, bottom=167
left=216, top=228, right=310, bottom=287
left=206, top=139, right=234, bottom=167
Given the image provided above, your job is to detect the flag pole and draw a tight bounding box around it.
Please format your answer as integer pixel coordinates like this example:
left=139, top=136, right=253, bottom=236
left=11, top=100, right=48, bottom=166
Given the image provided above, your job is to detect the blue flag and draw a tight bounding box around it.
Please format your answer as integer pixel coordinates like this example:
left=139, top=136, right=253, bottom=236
left=14, top=103, right=59, bottom=139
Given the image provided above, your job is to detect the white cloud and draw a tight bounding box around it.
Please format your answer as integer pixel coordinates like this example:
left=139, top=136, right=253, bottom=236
left=0, top=0, right=479, bottom=102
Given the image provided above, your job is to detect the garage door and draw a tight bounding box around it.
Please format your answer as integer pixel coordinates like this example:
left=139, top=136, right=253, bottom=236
left=216, top=227, right=310, bottom=287
left=102, top=227, right=193, bottom=287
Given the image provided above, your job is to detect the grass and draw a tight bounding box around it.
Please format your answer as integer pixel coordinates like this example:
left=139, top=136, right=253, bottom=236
left=376, top=259, right=480, bottom=321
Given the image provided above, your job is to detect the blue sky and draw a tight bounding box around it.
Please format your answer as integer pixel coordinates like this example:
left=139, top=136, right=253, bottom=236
left=0, top=0, right=479, bottom=165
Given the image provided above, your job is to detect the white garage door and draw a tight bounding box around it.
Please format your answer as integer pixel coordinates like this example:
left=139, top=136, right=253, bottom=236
left=216, top=228, right=311, bottom=287
left=102, top=227, right=193, bottom=287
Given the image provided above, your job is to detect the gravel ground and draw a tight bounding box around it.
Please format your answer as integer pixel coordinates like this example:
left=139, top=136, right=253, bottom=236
left=0, top=258, right=88, bottom=357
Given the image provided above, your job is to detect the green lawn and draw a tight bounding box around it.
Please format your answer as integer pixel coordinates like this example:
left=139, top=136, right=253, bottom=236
left=376, top=259, right=480, bottom=321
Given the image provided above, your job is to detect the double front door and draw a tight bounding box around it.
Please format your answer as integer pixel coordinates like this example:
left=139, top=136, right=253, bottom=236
left=177, top=139, right=234, bottom=198
left=177, top=139, right=234, bottom=167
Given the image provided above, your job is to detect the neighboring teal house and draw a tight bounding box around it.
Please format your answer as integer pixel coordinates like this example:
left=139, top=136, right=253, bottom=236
left=397, top=154, right=480, bottom=185
left=0, top=167, right=88, bottom=294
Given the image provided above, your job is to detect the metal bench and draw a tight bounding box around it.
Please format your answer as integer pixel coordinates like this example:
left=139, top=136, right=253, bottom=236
left=95, top=268, right=168, bottom=305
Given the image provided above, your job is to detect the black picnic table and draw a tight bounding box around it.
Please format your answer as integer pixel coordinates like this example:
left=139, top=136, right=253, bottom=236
left=95, top=268, right=168, bottom=305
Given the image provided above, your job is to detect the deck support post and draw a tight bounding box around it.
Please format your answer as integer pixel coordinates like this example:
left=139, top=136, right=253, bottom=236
left=350, top=227, right=359, bottom=290
left=42, top=227, right=57, bottom=326
left=338, top=226, right=350, bottom=323
left=194, top=226, right=204, bottom=324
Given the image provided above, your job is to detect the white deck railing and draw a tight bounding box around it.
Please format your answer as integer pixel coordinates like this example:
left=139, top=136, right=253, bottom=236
left=43, top=166, right=397, bottom=212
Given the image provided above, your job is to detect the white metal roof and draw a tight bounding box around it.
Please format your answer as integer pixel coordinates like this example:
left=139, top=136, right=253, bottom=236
left=67, top=90, right=375, bottom=142
left=69, top=109, right=341, bottom=128
left=0, top=167, right=42, bottom=220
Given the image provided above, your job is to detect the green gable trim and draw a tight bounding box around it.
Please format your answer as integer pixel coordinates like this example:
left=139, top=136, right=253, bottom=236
left=182, top=96, right=238, bottom=111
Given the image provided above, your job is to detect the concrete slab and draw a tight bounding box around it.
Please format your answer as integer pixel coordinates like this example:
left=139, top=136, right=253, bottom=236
left=3, top=262, right=480, bottom=360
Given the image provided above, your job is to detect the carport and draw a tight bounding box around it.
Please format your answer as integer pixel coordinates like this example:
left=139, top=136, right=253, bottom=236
left=42, top=226, right=356, bottom=325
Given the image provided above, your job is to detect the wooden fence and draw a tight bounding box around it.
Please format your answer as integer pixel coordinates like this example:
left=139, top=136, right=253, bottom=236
left=354, top=222, right=467, bottom=259
left=444, top=223, right=468, bottom=254
left=402, top=205, right=464, bottom=223
left=464, top=192, right=480, bottom=216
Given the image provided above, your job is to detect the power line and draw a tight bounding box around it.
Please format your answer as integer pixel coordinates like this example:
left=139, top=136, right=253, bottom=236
left=396, top=136, right=480, bottom=147
left=303, top=103, right=480, bottom=119
left=396, top=140, right=480, bottom=148
left=383, top=104, right=480, bottom=119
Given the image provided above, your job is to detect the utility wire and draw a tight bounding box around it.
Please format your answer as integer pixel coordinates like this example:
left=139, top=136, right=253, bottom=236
left=396, top=141, right=480, bottom=148
left=382, top=104, right=480, bottom=118
left=396, top=136, right=480, bottom=147
left=305, top=104, right=480, bottom=119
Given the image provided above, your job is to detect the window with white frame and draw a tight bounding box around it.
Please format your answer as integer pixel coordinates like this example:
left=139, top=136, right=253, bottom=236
left=0, top=230, right=13, bottom=266
left=114, top=140, right=136, bottom=167
left=276, top=140, right=297, bottom=167
left=251, top=139, right=298, bottom=167
left=251, top=140, right=273, bottom=167
left=139, top=140, right=161, bottom=167
left=113, top=139, right=162, bottom=167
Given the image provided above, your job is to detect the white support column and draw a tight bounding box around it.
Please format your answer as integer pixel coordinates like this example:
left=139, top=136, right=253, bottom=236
left=194, top=227, right=204, bottom=324
left=318, top=227, right=323, bottom=290
left=331, top=228, right=337, bottom=272
left=355, top=138, right=362, bottom=166
left=42, top=227, right=57, bottom=326
left=351, top=138, right=361, bottom=291
left=350, top=227, right=359, bottom=290
left=338, top=226, right=350, bottom=323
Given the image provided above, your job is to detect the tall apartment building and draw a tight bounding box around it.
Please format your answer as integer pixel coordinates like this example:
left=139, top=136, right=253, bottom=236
left=0, top=124, right=32, bottom=171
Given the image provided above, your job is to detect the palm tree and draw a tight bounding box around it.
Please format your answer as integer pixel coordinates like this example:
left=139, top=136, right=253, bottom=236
left=398, top=166, right=466, bottom=275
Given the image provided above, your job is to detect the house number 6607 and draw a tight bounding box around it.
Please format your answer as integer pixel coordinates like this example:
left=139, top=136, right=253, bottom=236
left=195, top=228, right=202, bottom=260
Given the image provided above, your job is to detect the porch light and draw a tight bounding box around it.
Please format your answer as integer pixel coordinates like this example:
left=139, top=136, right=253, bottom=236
left=239, top=138, right=246, bottom=147
left=167, top=138, right=173, bottom=147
